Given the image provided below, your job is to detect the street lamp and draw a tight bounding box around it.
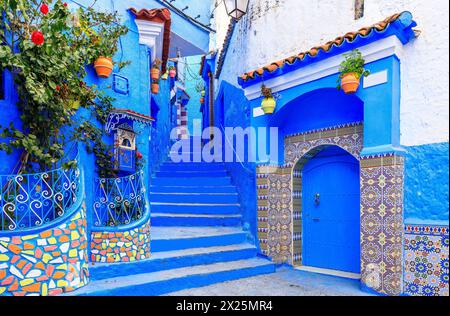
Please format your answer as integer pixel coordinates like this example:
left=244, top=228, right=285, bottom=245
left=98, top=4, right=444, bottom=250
left=224, top=0, right=250, bottom=21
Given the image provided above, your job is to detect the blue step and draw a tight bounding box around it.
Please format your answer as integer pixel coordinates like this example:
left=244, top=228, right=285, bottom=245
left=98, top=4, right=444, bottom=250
left=151, top=227, right=248, bottom=252
left=155, top=170, right=228, bottom=178
left=152, top=177, right=232, bottom=186
left=159, top=163, right=227, bottom=172
left=151, top=213, right=242, bottom=227
left=150, top=203, right=241, bottom=215
left=150, top=185, right=237, bottom=194
left=149, top=193, right=239, bottom=204
left=89, top=244, right=257, bottom=281
left=68, top=258, right=276, bottom=296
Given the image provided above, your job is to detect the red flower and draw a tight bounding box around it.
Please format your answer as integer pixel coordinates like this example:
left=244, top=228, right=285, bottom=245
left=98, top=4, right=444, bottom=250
left=31, top=31, right=44, bottom=45
left=40, top=3, right=49, bottom=15
left=63, top=3, right=68, bottom=7
left=136, top=151, right=143, bottom=159
left=56, top=85, right=61, bottom=91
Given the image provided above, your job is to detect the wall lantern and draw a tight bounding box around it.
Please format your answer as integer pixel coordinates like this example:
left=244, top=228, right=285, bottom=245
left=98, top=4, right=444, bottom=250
left=224, top=0, right=250, bottom=21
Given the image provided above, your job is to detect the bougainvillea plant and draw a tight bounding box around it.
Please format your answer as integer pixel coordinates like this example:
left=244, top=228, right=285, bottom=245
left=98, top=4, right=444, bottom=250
left=0, top=0, right=128, bottom=177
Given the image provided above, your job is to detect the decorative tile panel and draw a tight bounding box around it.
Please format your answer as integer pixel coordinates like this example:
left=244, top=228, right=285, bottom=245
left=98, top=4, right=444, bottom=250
left=404, top=224, right=449, bottom=296
left=360, top=154, right=405, bottom=296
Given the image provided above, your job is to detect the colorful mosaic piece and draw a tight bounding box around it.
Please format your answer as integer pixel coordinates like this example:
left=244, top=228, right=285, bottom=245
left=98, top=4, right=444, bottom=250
left=404, top=225, right=449, bottom=296
left=90, top=220, right=151, bottom=263
left=0, top=207, right=89, bottom=296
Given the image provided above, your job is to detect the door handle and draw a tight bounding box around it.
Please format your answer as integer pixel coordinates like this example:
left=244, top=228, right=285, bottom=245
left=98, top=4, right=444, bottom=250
left=314, top=193, right=320, bottom=206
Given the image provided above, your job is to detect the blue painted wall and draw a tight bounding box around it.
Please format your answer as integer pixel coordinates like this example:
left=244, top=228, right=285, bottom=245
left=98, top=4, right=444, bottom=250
left=181, top=56, right=203, bottom=136
left=216, top=81, right=257, bottom=245
left=404, top=142, right=449, bottom=225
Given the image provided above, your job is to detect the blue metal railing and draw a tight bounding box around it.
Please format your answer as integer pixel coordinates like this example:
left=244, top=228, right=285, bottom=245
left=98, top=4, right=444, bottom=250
left=0, top=165, right=81, bottom=232
left=93, top=170, right=146, bottom=228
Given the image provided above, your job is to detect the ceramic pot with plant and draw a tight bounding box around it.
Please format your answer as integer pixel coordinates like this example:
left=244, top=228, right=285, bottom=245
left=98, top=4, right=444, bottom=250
left=200, top=97, right=205, bottom=104
left=94, top=56, right=114, bottom=78
left=201, top=90, right=206, bottom=97
left=168, top=66, right=177, bottom=78
left=151, top=81, right=159, bottom=94
left=338, top=49, right=370, bottom=94
left=261, top=85, right=276, bottom=114
left=151, top=59, right=162, bottom=81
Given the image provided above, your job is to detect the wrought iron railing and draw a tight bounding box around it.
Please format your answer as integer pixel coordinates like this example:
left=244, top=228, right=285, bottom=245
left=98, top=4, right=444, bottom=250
left=93, top=170, right=147, bottom=228
left=0, top=166, right=81, bottom=232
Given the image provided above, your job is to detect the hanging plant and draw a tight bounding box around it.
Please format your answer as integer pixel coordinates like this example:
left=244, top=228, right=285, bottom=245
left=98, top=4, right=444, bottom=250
left=261, top=85, right=276, bottom=114
left=0, top=0, right=127, bottom=175
left=151, top=58, right=162, bottom=81
left=151, top=80, right=159, bottom=94
left=337, top=49, right=370, bottom=94
left=168, top=66, right=177, bottom=78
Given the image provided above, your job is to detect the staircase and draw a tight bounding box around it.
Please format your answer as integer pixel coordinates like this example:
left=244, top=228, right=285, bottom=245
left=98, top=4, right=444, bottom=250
left=69, top=159, right=275, bottom=296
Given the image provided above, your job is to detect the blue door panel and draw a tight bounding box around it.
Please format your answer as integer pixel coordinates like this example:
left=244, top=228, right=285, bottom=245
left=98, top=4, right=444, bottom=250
left=302, top=146, right=360, bottom=274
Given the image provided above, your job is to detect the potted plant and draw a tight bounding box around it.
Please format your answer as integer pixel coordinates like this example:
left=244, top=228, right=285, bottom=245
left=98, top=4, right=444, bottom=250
left=151, top=59, right=162, bottom=81
left=337, top=49, right=370, bottom=94
left=151, top=80, right=159, bottom=94
left=201, top=90, right=206, bottom=97
left=92, top=20, right=128, bottom=79
left=200, top=97, right=205, bottom=104
left=261, top=85, right=276, bottom=114
left=168, top=66, right=177, bottom=78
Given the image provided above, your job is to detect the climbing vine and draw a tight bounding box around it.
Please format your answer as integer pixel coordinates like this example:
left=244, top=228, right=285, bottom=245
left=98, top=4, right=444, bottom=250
left=0, top=0, right=127, bottom=177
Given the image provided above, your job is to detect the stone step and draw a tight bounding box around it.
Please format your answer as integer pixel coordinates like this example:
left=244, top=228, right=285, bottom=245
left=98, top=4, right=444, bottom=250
left=150, top=185, right=237, bottom=194
left=150, top=202, right=241, bottom=215
left=159, top=163, right=227, bottom=172
left=149, top=192, right=239, bottom=204
left=89, top=243, right=257, bottom=281
left=151, top=227, right=248, bottom=252
left=152, top=177, right=232, bottom=186
left=68, top=258, right=276, bottom=296
left=155, top=170, right=229, bottom=178
left=151, top=213, right=242, bottom=227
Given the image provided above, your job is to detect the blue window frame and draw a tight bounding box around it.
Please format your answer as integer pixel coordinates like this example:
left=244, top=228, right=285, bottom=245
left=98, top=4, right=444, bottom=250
left=0, top=70, right=4, bottom=100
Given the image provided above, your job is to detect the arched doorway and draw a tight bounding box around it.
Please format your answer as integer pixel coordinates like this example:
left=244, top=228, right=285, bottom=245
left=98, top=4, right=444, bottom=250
left=294, top=145, right=361, bottom=274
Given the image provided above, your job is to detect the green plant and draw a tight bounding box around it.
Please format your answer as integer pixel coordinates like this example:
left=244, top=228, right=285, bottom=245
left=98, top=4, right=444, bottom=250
left=152, top=58, right=162, bottom=70
left=0, top=0, right=127, bottom=175
left=261, top=84, right=273, bottom=98
left=337, top=49, right=370, bottom=89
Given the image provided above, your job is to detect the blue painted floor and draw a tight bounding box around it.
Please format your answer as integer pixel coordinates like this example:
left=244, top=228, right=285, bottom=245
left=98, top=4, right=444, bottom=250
left=166, top=267, right=373, bottom=296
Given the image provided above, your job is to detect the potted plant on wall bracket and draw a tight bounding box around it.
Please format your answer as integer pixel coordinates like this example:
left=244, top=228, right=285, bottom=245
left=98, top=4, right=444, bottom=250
left=337, top=49, right=370, bottom=94
left=168, top=66, right=177, bottom=78
left=92, top=17, right=128, bottom=79
left=151, top=58, right=162, bottom=81
left=261, top=84, right=277, bottom=114
left=151, top=79, right=159, bottom=94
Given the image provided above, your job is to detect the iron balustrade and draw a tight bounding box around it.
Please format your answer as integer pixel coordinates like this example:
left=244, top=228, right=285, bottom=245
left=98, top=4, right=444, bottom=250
left=0, top=166, right=81, bottom=232
left=93, top=170, right=146, bottom=228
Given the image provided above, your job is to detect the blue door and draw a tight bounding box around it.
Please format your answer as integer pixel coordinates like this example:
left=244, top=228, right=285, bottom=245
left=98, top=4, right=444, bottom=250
left=302, top=146, right=360, bottom=274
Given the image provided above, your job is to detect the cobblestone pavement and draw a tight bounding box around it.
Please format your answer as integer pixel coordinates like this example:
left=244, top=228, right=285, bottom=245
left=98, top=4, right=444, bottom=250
left=166, top=267, right=373, bottom=296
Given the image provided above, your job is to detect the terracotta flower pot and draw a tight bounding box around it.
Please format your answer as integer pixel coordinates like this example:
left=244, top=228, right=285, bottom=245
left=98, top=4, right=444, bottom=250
left=261, top=97, right=276, bottom=114
left=94, top=57, right=113, bottom=78
left=341, top=72, right=361, bottom=94
left=169, top=69, right=176, bottom=78
left=200, top=97, right=205, bottom=104
left=151, top=83, right=159, bottom=94
left=151, top=68, right=160, bottom=80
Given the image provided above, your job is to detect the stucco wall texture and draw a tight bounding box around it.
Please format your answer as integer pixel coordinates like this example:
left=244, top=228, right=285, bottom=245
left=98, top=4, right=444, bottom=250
left=213, top=0, right=449, bottom=147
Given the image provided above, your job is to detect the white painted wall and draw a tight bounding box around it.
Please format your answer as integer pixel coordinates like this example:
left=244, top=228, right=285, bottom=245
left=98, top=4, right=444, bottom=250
left=212, top=0, right=449, bottom=147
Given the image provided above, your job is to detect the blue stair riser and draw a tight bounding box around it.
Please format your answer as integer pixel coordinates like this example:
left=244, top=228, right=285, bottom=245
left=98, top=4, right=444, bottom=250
left=152, top=233, right=247, bottom=252
left=150, top=186, right=237, bottom=194
left=90, top=247, right=257, bottom=281
left=151, top=204, right=241, bottom=215
left=150, top=193, right=239, bottom=204
left=151, top=216, right=242, bottom=227
left=155, top=171, right=228, bottom=178
left=152, top=177, right=232, bottom=186
left=159, top=163, right=227, bottom=172
left=84, top=264, right=276, bottom=296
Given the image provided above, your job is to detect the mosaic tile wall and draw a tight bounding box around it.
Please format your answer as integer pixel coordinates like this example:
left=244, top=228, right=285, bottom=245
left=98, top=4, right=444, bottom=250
left=256, top=123, right=364, bottom=265
left=404, top=224, right=449, bottom=296
left=0, top=206, right=89, bottom=296
left=90, top=220, right=151, bottom=263
left=360, top=154, right=405, bottom=296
